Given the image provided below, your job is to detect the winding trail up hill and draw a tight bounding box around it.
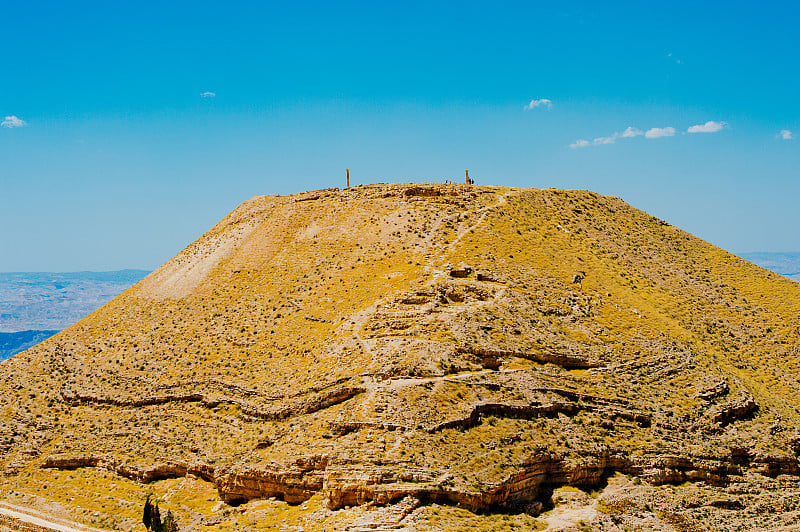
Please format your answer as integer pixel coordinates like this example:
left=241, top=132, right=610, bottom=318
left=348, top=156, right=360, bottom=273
left=2, top=183, right=800, bottom=531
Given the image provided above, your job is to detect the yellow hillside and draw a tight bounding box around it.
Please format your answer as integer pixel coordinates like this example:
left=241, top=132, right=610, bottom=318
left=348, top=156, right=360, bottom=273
left=1, top=183, right=799, bottom=531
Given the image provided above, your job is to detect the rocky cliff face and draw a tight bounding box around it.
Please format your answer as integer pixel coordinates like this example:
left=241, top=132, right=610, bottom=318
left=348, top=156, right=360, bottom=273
left=1, top=183, right=799, bottom=531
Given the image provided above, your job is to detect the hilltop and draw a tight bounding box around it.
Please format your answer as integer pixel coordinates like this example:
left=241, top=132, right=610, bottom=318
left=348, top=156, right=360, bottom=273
left=1, top=183, right=800, bottom=531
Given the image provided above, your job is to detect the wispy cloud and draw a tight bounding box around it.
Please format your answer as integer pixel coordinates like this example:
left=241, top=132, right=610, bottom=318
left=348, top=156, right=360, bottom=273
left=780, top=129, right=794, bottom=140
left=645, top=127, right=676, bottom=139
left=687, top=121, right=726, bottom=134
left=570, top=125, right=663, bottom=148
left=621, top=126, right=643, bottom=138
left=570, top=133, right=618, bottom=148
left=1, top=115, right=26, bottom=128
left=570, top=121, right=731, bottom=148
left=593, top=133, right=618, bottom=145
left=200, top=91, right=216, bottom=98
left=525, top=98, right=552, bottom=110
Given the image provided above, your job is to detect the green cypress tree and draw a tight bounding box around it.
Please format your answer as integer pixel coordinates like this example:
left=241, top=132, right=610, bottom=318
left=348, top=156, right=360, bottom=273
left=142, top=494, right=152, bottom=530
left=151, top=502, right=162, bottom=532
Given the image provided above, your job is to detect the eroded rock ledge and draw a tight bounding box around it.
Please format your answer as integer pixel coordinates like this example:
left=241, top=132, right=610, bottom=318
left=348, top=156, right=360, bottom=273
left=42, top=455, right=215, bottom=483
left=41, top=450, right=800, bottom=512
left=711, top=395, right=758, bottom=426
left=426, top=400, right=651, bottom=433
left=455, top=346, right=604, bottom=370
left=59, top=384, right=367, bottom=422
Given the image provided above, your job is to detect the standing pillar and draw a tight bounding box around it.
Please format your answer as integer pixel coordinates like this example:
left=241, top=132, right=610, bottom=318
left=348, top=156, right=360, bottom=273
left=465, top=169, right=469, bottom=185
left=346, top=168, right=350, bottom=188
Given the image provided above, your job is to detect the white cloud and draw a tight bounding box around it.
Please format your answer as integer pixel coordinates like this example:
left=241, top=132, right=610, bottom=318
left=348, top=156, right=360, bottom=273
left=569, top=139, right=591, bottom=149
left=200, top=91, right=216, bottom=98
left=570, top=126, right=648, bottom=148
left=570, top=126, right=649, bottom=148
left=645, top=127, right=676, bottom=139
left=525, top=98, right=552, bottom=110
left=780, top=129, right=794, bottom=140
left=571, top=122, right=724, bottom=147
left=569, top=134, right=617, bottom=148
left=1, top=115, right=26, bottom=128
left=593, top=133, right=618, bottom=145
left=687, top=121, right=726, bottom=133
left=569, top=126, right=675, bottom=148
left=621, top=126, right=644, bottom=138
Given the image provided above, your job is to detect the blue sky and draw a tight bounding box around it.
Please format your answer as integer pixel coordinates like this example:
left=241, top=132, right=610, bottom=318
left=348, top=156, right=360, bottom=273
left=1, top=1, right=798, bottom=271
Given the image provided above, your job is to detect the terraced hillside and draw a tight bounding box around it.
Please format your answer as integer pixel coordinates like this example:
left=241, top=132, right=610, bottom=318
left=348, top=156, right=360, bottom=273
left=1, top=183, right=800, bottom=531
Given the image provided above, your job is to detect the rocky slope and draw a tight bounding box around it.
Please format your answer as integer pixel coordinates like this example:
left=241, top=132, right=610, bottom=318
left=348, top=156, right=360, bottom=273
left=1, top=183, right=799, bottom=531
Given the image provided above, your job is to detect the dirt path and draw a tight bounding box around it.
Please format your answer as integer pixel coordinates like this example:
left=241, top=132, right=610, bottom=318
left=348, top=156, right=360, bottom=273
left=342, top=189, right=516, bottom=436
left=541, top=505, right=606, bottom=531
left=0, top=502, right=107, bottom=532
left=447, top=190, right=511, bottom=253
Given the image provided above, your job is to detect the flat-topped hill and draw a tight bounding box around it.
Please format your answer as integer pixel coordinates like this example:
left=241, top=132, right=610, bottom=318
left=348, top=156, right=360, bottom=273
left=2, top=183, right=800, bottom=530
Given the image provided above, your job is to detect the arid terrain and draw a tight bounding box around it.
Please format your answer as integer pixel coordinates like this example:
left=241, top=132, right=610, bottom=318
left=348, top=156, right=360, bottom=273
left=1, top=183, right=799, bottom=531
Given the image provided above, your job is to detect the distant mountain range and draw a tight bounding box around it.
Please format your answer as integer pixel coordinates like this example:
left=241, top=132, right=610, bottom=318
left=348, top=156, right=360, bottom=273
left=740, top=252, right=800, bottom=282
left=0, top=270, right=149, bottom=359
left=0, top=330, right=60, bottom=360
